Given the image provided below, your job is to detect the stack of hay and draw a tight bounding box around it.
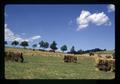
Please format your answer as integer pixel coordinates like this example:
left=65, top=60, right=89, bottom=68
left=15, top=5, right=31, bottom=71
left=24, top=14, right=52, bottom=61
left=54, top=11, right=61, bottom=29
left=95, top=55, right=115, bottom=72
left=64, top=54, right=77, bottom=63
left=5, top=51, right=24, bottom=63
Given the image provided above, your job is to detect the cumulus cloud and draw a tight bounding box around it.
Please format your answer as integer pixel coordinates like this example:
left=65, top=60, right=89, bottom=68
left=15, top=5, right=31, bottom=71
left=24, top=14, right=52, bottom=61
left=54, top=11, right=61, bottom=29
left=107, top=4, right=115, bottom=12
left=88, top=12, right=109, bottom=25
left=5, top=24, right=25, bottom=42
left=76, top=10, right=111, bottom=31
left=5, top=24, right=41, bottom=42
left=76, top=10, right=91, bottom=30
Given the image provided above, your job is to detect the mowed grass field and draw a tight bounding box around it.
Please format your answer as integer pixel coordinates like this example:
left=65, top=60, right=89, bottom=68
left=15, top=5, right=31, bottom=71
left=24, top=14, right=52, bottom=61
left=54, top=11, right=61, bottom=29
left=5, top=48, right=115, bottom=79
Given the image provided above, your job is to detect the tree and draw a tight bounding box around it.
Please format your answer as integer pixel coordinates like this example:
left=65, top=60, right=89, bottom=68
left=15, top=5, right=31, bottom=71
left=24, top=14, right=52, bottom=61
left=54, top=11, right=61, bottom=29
left=32, top=44, right=37, bottom=50
left=43, top=42, right=49, bottom=50
left=20, top=41, right=29, bottom=49
left=39, top=40, right=44, bottom=49
left=11, top=40, right=19, bottom=48
left=77, top=49, right=84, bottom=54
left=61, top=45, right=67, bottom=52
left=70, top=46, right=76, bottom=54
left=104, top=49, right=107, bottom=51
left=50, top=41, right=58, bottom=52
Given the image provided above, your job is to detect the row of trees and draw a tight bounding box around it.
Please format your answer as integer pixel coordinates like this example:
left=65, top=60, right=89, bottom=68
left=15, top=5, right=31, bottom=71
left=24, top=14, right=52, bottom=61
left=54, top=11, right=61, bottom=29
left=5, top=40, right=29, bottom=49
left=5, top=40, right=106, bottom=54
left=5, top=40, right=67, bottom=52
left=72, top=48, right=106, bottom=54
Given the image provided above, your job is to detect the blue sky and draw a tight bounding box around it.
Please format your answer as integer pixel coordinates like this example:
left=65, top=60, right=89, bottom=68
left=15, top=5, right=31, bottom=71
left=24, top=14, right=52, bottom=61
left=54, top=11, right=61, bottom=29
left=5, top=4, right=115, bottom=51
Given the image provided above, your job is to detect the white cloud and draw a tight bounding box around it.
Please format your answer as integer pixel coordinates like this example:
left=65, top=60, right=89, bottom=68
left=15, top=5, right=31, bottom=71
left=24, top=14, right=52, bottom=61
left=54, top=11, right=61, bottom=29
left=5, top=24, right=16, bottom=41
left=88, top=12, right=110, bottom=25
left=76, top=10, right=111, bottom=31
left=5, top=24, right=25, bottom=42
left=14, top=37, right=25, bottom=42
left=76, top=24, right=88, bottom=31
left=107, top=4, right=115, bottom=12
left=28, top=36, right=41, bottom=42
left=5, top=24, right=7, bottom=28
left=76, top=10, right=91, bottom=31
left=5, top=24, right=41, bottom=42
left=31, top=36, right=41, bottom=40
left=23, top=39, right=29, bottom=42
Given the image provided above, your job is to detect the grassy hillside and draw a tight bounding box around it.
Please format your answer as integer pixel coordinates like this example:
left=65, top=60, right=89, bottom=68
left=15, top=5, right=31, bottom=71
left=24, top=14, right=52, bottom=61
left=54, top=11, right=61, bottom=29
left=5, top=55, right=114, bottom=79
left=5, top=47, right=113, bottom=57
left=5, top=47, right=64, bottom=57
left=5, top=47, right=115, bottom=79
left=94, top=50, right=114, bottom=54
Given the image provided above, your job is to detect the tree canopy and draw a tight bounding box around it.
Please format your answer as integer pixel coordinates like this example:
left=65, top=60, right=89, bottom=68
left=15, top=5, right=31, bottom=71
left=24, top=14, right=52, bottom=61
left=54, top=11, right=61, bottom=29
left=50, top=41, right=58, bottom=51
left=61, top=45, right=67, bottom=52
left=11, top=40, right=19, bottom=47
left=20, top=41, right=29, bottom=48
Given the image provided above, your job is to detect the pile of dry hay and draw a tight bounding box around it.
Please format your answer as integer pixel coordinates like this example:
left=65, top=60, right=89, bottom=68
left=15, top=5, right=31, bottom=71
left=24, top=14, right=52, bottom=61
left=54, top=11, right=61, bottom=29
left=95, top=55, right=115, bottom=72
left=64, top=54, right=77, bottom=63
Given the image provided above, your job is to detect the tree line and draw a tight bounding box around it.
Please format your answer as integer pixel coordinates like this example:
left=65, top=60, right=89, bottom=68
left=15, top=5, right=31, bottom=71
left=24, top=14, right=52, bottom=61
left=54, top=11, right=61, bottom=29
left=5, top=40, right=66, bottom=52
left=5, top=40, right=106, bottom=54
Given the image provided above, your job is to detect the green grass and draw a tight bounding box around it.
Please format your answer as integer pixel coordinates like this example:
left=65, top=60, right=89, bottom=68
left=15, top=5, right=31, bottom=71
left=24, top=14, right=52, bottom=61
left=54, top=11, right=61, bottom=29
left=5, top=55, right=115, bottom=79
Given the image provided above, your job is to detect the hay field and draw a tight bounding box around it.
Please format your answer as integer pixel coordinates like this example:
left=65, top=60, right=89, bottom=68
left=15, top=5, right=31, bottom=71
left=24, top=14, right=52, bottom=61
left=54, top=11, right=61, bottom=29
left=5, top=48, right=115, bottom=79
